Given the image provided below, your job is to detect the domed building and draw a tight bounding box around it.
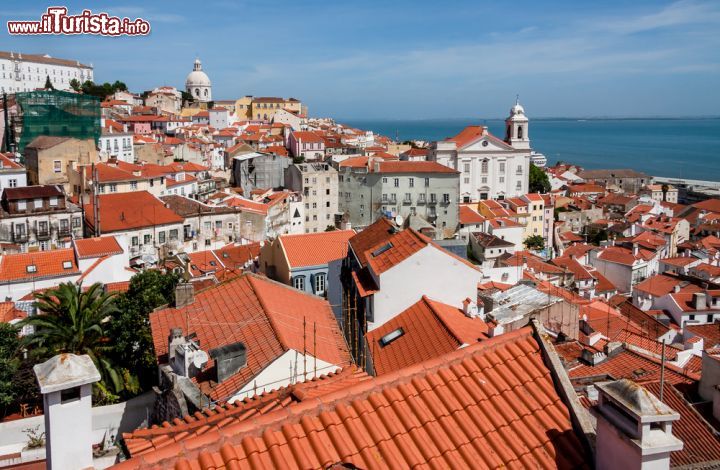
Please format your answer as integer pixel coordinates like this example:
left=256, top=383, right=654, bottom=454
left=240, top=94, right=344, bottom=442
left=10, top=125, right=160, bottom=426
left=185, top=58, right=212, bottom=103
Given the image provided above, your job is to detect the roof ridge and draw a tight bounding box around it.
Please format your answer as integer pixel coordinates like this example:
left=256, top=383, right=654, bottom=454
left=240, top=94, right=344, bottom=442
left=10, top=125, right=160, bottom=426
left=243, top=274, right=289, bottom=353
left=421, top=295, right=466, bottom=346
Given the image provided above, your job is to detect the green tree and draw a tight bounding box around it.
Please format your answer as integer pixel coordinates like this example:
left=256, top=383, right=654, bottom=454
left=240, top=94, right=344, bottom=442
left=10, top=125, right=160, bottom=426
left=19, top=283, right=130, bottom=400
left=524, top=235, right=545, bottom=251
left=43, top=76, right=54, bottom=90
left=111, top=80, right=127, bottom=92
left=0, top=323, right=20, bottom=411
left=107, top=270, right=180, bottom=391
left=69, top=78, right=81, bottom=92
left=325, top=225, right=337, bottom=232
left=528, top=164, right=551, bottom=193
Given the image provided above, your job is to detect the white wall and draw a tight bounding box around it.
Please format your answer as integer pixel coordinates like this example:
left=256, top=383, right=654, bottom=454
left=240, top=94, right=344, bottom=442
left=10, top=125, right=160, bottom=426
left=228, top=349, right=339, bottom=402
left=370, top=245, right=484, bottom=331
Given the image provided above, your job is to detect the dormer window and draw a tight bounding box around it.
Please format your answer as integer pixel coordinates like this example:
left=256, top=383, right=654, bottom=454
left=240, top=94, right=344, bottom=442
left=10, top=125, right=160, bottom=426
left=62, top=261, right=73, bottom=270
left=379, top=328, right=404, bottom=347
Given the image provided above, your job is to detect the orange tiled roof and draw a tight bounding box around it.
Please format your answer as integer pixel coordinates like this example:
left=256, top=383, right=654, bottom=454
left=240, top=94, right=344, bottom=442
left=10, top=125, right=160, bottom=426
left=376, top=160, right=458, bottom=174
left=366, top=296, right=488, bottom=375
left=446, top=125, right=514, bottom=150
left=0, top=301, right=26, bottom=323
left=364, top=228, right=429, bottom=275
left=123, top=367, right=371, bottom=457
left=634, top=274, right=701, bottom=297
left=459, top=205, right=485, bottom=224
left=279, top=230, right=355, bottom=268
left=569, top=348, right=697, bottom=385
left=115, top=326, right=591, bottom=470
left=84, top=191, right=184, bottom=233
left=73, top=236, right=123, bottom=259
left=0, top=248, right=80, bottom=282
left=150, top=274, right=351, bottom=401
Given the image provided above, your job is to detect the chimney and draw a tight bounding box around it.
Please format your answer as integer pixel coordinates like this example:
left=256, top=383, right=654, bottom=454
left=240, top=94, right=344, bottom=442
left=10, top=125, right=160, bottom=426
left=632, top=242, right=639, bottom=257
left=673, top=284, right=681, bottom=294
left=692, top=292, right=707, bottom=311
left=595, top=379, right=682, bottom=470
left=604, top=341, right=624, bottom=358
left=175, top=282, right=195, bottom=308
left=34, top=354, right=101, bottom=470
left=478, top=294, right=494, bottom=315
left=462, top=297, right=480, bottom=318
left=209, top=342, right=247, bottom=383
left=581, top=348, right=607, bottom=365
left=168, top=327, right=184, bottom=361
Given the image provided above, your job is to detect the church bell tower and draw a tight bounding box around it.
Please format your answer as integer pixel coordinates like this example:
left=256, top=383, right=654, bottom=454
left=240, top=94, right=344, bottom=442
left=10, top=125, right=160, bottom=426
left=505, top=96, right=530, bottom=150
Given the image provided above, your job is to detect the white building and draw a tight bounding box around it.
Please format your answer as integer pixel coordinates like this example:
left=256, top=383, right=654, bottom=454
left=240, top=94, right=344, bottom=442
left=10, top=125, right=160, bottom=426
left=0, top=51, right=93, bottom=93
left=0, top=153, right=27, bottom=191
left=185, top=58, right=212, bottom=103
left=428, top=99, right=531, bottom=202
left=99, top=129, right=134, bottom=163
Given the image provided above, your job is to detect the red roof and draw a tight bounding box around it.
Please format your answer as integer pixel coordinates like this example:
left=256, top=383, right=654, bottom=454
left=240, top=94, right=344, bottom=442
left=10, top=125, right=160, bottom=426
left=122, top=367, right=371, bottom=457
left=115, top=326, right=591, bottom=470
left=150, top=274, right=351, bottom=401
left=596, top=246, right=639, bottom=266
left=634, top=274, right=701, bottom=297
left=291, top=131, right=324, bottom=143
left=643, top=382, right=720, bottom=468
left=366, top=296, right=488, bottom=375
left=459, top=205, right=485, bottom=224
left=569, top=348, right=697, bottom=385
left=279, top=230, right=355, bottom=268
left=446, top=125, right=514, bottom=150
left=364, top=228, right=429, bottom=275
left=73, top=236, right=123, bottom=259
left=84, top=191, right=184, bottom=233
left=0, top=248, right=80, bottom=282
left=376, top=160, right=458, bottom=174
left=0, top=302, right=26, bottom=323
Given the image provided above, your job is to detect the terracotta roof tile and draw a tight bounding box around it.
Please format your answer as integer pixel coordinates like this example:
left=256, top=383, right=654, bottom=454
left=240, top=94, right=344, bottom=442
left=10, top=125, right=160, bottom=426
left=84, top=191, right=184, bottom=233
left=0, top=301, right=26, bottom=323
left=115, top=326, right=592, bottom=470
left=569, top=348, right=697, bottom=385
left=150, top=274, right=351, bottom=402
left=0, top=248, right=79, bottom=283
left=279, top=230, right=355, bottom=268
left=366, top=296, right=488, bottom=375
left=73, top=236, right=123, bottom=259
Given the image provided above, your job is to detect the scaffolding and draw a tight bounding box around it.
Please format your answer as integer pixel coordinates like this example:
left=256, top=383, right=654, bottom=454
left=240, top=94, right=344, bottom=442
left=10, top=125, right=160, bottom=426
left=14, top=90, right=101, bottom=153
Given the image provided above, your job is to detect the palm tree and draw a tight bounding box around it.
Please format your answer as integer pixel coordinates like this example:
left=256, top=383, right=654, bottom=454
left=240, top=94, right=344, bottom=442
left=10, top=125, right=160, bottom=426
left=19, top=282, right=128, bottom=396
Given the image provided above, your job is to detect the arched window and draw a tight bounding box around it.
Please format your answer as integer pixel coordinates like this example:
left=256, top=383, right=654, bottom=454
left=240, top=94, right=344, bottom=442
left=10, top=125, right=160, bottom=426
left=204, top=89, right=208, bottom=97
left=517, top=126, right=523, bottom=139
left=481, top=159, right=489, bottom=174
left=195, top=88, right=199, bottom=96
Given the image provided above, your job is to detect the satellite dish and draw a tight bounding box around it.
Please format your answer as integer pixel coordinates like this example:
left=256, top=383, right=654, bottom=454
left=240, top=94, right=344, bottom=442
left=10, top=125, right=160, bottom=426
left=192, top=350, right=209, bottom=369
left=394, top=215, right=404, bottom=226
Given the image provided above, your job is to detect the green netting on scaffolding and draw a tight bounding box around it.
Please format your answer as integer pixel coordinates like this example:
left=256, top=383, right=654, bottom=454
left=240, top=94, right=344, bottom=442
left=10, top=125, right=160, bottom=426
left=15, top=90, right=101, bottom=152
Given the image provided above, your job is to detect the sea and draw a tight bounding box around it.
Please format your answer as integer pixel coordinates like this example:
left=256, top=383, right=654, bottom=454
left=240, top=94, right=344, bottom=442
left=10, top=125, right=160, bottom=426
left=342, top=118, right=720, bottom=182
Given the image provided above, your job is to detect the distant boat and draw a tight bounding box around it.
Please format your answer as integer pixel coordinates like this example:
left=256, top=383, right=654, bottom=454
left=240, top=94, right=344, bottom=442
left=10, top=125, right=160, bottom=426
left=530, top=151, right=547, bottom=167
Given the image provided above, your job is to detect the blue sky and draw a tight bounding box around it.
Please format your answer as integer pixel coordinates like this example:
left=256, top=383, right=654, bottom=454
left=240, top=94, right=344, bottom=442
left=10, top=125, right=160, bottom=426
left=1, top=0, right=719, bottom=119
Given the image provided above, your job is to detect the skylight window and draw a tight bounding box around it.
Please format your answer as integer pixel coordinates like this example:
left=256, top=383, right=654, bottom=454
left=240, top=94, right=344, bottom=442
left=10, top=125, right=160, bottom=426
left=26, top=265, right=37, bottom=273
left=62, top=261, right=73, bottom=269
left=371, top=242, right=393, bottom=258
left=379, top=328, right=404, bottom=347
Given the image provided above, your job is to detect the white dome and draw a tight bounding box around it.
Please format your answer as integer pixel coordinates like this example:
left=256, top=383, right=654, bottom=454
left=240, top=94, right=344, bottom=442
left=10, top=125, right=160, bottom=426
left=511, top=101, right=525, bottom=115
left=185, top=58, right=211, bottom=88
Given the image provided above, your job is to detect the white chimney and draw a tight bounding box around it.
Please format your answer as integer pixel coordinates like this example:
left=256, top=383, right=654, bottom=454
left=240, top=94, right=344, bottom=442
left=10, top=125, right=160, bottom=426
left=595, top=379, right=682, bottom=470
left=462, top=297, right=479, bottom=318
left=34, top=354, right=101, bottom=470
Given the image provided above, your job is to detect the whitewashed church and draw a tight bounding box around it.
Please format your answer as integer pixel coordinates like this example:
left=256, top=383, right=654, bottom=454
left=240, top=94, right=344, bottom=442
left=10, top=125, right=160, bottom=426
left=429, top=99, right=531, bottom=202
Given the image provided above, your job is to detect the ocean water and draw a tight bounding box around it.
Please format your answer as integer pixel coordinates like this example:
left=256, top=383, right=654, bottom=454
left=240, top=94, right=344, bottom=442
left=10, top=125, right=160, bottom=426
left=343, top=118, right=720, bottom=182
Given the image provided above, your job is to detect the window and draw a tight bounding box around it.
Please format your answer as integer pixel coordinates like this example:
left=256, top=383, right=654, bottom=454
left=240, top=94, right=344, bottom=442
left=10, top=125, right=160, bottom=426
left=131, top=236, right=139, bottom=246
left=419, top=193, right=426, bottom=202
left=8, top=179, right=16, bottom=188
left=144, top=234, right=152, bottom=244
left=394, top=178, right=399, bottom=187
left=49, top=197, right=58, bottom=206
left=424, top=177, right=430, bottom=187
left=481, top=160, right=488, bottom=173
left=62, top=261, right=73, bottom=270
left=326, top=188, right=330, bottom=195
left=315, top=273, right=326, bottom=294
left=443, top=193, right=450, bottom=203
left=158, top=231, right=166, bottom=243
left=169, top=229, right=179, bottom=240
left=499, top=177, right=505, bottom=183
left=382, top=177, right=387, bottom=183
left=430, top=193, right=437, bottom=203
left=109, top=183, right=117, bottom=193
left=17, top=200, right=26, bottom=211
left=464, top=177, right=470, bottom=184
left=293, top=276, right=306, bottom=291
left=33, top=198, right=42, bottom=209
left=53, top=160, right=62, bottom=173
left=26, top=264, right=37, bottom=274
left=481, top=177, right=488, bottom=184
left=72, top=217, right=80, bottom=228
left=463, top=163, right=470, bottom=173
left=130, top=181, right=138, bottom=190
left=409, top=178, right=414, bottom=187
left=379, top=328, right=404, bottom=347
left=499, top=162, right=505, bottom=173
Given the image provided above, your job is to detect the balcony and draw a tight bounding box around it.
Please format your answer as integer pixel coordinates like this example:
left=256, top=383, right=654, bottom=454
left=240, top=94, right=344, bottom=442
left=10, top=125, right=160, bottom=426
left=417, top=199, right=426, bottom=205
left=428, top=200, right=437, bottom=206
left=402, top=199, right=412, bottom=206
left=35, top=230, right=51, bottom=241
left=12, top=231, right=28, bottom=243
